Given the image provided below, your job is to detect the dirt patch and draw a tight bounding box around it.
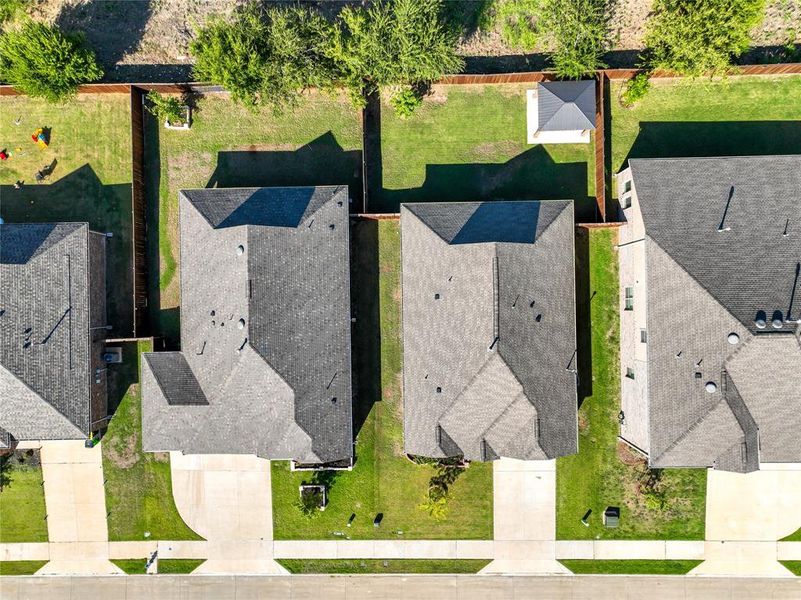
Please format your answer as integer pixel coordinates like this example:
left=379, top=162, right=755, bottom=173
left=578, top=411, right=589, bottom=433
left=106, top=432, right=140, bottom=469
left=152, top=452, right=170, bottom=463
left=426, top=86, right=449, bottom=104
left=617, top=440, right=646, bottom=467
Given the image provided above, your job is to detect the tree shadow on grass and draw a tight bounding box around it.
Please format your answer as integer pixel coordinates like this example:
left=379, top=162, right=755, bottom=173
left=0, top=164, right=134, bottom=336
left=624, top=121, right=801, bottom=167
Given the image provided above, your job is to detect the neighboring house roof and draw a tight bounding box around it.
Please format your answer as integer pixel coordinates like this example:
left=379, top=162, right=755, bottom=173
left=0, top=222, right=106, bottom=441
left=141, top=187, right=353, bottom=464
left=402, top=201, right=578, bottom=461
left=629, top=156, right=801, bottom=472
left=537, top=81, right=596, bottom=132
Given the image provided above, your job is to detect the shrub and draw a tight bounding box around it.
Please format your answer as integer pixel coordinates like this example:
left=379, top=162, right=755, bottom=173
left=644, top=0, right=766, bottom=77
left=418, top=495, right=448, bottom=520
left=191, top=3, right=336, bottom=112
left=329, top=0, right=464, bottom=106
left=146, top=91, right=185, bottom=123
left=389, top=86, right=423, bottom=117
left=487, top=0, right=544, bottom=52
left=0, top=21, right=103, bottom=102
left=621, top=72, right=651, bottom=105
left=546, top=0, right=609, bottom=79
left=296, top=487, right=324, bottom=518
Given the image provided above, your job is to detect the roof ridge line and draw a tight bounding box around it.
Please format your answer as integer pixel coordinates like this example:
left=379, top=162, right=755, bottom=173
left=299, top=186, right=348, bottom=228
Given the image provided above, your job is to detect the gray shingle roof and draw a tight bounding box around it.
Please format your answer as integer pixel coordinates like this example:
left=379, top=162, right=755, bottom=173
left=537, top=80, right=596, bottom=132
left=142, top=187, right=353, bottom=463
left=629, top=156, right=801, bottom=472
left=402, top=201, right=578, bottom=461
left=0, top=223, right=107, bottom=441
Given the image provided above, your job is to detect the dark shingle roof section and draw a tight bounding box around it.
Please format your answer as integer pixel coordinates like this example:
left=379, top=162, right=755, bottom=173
left=537, top=80, right=596, bottom=132
left=630, top=156, right=801, bottom=472
left=145, top=353, right=208, bottom=406
left=0, top=222, right=105, bottom=441
left=402, top=201, right=578, bottom=461
left=141, top=187, right=353, bottom=463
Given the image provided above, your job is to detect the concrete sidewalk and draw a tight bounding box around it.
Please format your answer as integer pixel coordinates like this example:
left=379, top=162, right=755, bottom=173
left=168, top=453, right=285, bottom=574
left=36, top=440, right=122, bottom=575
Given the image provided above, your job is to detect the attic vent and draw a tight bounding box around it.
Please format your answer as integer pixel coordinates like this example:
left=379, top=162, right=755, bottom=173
left=436, top=387, right=442, bottom=394
left=695, top=372, right=702, bottom=379
left=705, top=382, right=718, bottom=393
left=535, top=314, right=542, bottom=322
left=727, top=332, right=740, bottom=345
left=329, top=223, right=335, bottom=230
left=434, top=293, right=440, bottom=300
left=755, top=310, right=767, bottom=329
left=236, top=245, right=245, bottom=256
left=238, top=318, right=246, bottom=330
left=210, top=310, right=216, bottom=317
left=331, top=397, right=337, bottom=404
left=772, top=311, right=784, bottom=329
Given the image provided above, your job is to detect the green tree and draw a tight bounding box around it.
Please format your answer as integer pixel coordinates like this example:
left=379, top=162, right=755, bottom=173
left=329, top=0, right=464, bottom=109
left=546, top=0, right=609, bottom=79
left=644, top=0, right=766, bottom=76
left=146, top=91, right=185, bottom=124
left=0, top=21, right=102, bottom=102
left=191, top=3, right=336, bottom=111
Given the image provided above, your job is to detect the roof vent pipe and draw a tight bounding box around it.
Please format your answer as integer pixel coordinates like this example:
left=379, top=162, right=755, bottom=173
left=705, top=382, right=717, bottom=393
left=755, top=310, right=767, bottom=329
left=727, top=333, right=740, bottom=345
left=772, top=311, right=784, bottom=329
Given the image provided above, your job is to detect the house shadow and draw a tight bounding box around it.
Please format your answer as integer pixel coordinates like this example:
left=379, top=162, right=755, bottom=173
left=374, top=145, right=595, bottom=222
left=205, top=131, right=363, bottom=208
left=0, top=164, right=134, bottom=337
left=574, top=227, right=593, bottom=406
left=349, top=220, right=381, bottom=441
left=56, top=0, right=151, bottom=74
left=624, top=121, right=801, bottom=166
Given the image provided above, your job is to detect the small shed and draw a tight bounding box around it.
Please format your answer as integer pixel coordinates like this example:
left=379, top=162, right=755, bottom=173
left=527, top=80, right=596, bottom=144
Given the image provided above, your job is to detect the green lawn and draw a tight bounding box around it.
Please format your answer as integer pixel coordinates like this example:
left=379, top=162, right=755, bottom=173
left=0, top=94, right=135, bottom=335
left=0, top=561, right=48, bottom=576
left=102, top=339, right=202, bottom=541
left=559, top=559, right=702, bottom=575
left=111, top=559, right=204, bottom=574
left=145, top=91, right=362, bottom=344
left=277, top=559, right=491, bottom=574
left=373, top=84, right=597, bottom=220
left=610, top=75, right=801, bottom=182
left=781, top=561, right=801, bottom=576
left=556, top=228, right=707, bottom=540
left=271, top=220, right=493, bottom=540
left=782, top=526, right=801, bottom=542
left=0, top=455, right=48, bottom=543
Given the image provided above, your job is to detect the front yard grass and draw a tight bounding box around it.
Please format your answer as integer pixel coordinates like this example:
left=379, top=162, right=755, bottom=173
left=0, top=561, right=48, bottom=576
left=111, top=559, right=204, bottom=574
left=145, top=91, right=362, bottom=345
left=610, top=75, right=801, bottom=180
left=0, top=94, right=135, bottom=335
left=0, top=454, right=47, bottom=543
left=556, top=228, right=707, bottom=540
left=102, top=340, right=202, bottom=541
left=782, top=527, right=801, bottom=542
left=271, top=220, right=493, bottom=540
left=781, top=561, right=801, bottom=576
left=559, top=559, right=702, bottom=575
left=277, top=559, right=491, bottom=574
left=374, top=84, right=597, bottom=221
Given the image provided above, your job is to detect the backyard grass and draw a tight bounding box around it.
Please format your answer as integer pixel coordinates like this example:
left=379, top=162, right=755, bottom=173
left=610, top=75, right=801, bottom=182
left=0, top=94, right=135, bottom=335
left=781, top=561, right=801, bottom=576
left=145, top=91, right=362, bottom=344
left=556, top=228, right=707, bottom=540
left=110, top=559, right=204, bottom=574
left=271, top=220, right=493, bottom=540
left=102, top=339, right=202, bottom=541
left=0, top=561, right=48, bottom=576
left=277, top=559, right=492, bottom=574
left=373, top=84, right=597, bottom=220
left=0, top=455, right=48, bottom=543
left=559, top=560, right=703, bottom=575
left=782, top=527, right=801, bottom=542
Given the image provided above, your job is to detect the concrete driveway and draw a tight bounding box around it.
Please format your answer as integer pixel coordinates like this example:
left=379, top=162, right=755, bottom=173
left=690, top=463, right=801, bottom=577
left=480, top=458, right=569, bottom=575
left=169, top=453, right=285, bottom=574
left=36, top=440, right=123, bottom=575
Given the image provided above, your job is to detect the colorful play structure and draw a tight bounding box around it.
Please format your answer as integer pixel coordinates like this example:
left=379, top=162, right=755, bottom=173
left=31, top=128, right=48, bottom=149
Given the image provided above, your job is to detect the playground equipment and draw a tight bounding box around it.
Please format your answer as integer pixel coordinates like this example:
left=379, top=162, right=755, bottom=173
left=31, top=128, right=48, bottom=149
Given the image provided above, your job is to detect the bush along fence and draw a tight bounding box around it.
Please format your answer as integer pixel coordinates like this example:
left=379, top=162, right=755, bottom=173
left=1, top=61, right=799, bottom=334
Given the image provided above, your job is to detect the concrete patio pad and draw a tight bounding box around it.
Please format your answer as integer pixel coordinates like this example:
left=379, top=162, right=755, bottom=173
left=169, top=453, right=285, bottom=574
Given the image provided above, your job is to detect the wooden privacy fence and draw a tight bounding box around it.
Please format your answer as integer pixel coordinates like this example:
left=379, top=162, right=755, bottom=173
left=130, top=86, right=148, bottom=337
